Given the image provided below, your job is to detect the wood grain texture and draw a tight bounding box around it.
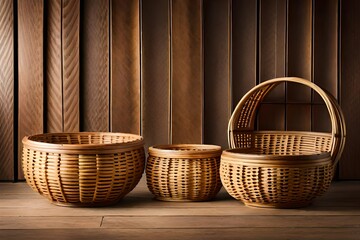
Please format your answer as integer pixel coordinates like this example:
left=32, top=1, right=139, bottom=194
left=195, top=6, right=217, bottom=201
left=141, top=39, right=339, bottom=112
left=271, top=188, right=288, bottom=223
left=1, top=181, right=360, bottom=239
left=0, top=216, right=102, bottom=229
left=1, top=228, right=360, bottom=240
left=171, top=0, right=203, bottom=144
left=312, top=104, right=331, bottom=132
left=18, top=0, right=44, bottom=180
left=232, top=0, right=257, bottom=108
left=287, top=0, right=312, bottom=102
left=80, top=0, right=109, bottom=132
left=46, top=0, right=63, bottom=133
left=259, top=0, right=286, bottom=102
left=203, top=0, right=230, bottom=148
left=0, top=0, right=14, bottom=180
left=258, top=104, right=285, bottom=130
left=339, top=0, right=360, bottom=179
left=312, top=0, right=338, bottom=136
left=102, top=215, right=360, bottom=228
left=141, top=0, right=170, bottom=148
left=313, top=0, right=338, bottom=103
left=286, top=104, right=311, bottom=131
left=111, top=0, right=140, bottom=134
left=62, top=0, right=80, bottom=132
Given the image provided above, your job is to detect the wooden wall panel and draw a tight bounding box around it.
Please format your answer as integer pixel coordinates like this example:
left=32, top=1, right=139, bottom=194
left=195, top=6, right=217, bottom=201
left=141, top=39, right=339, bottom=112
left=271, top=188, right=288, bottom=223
left=287, top=0, right=312, bottom=103
left=141, top=0, right=170, bottom=148
left=46, top=0, right=63, bottom=133
left=62, top=0, right=80, bottom=132
left=0, top=0, right=14, bottom=180
left=1, top=0, right=360, bottom=180
left=18, top=0, right=44, bottom=179
left=232, top=0, right=258, bottom=108
left=286, top=104, right=311, bottom=131
left=203, top=0, right=230, bottom=148
left=111, top=0, right=140, bottom=134
left=313, top=0, right=338, bottom=102
left=258, top=104, right=285, bottom=130
left=171, top=0, right=203, bottom=143
left=259, top=0, right=286, bottom=102
left=340, top=0, right=360, bottom=179
left=80, top=0, right=109, bottom=132
left=312, top=105, right=331, bottom=133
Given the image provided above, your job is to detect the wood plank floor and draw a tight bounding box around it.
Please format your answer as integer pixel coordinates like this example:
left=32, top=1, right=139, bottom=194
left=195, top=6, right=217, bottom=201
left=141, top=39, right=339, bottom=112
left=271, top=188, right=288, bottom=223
left=0, top=178, right=359, bottom=240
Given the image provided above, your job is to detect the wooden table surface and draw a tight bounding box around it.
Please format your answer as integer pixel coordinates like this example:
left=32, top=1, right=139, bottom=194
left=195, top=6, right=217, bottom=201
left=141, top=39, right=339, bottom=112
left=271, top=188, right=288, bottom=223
left=0, top=178, right=359, bottom=240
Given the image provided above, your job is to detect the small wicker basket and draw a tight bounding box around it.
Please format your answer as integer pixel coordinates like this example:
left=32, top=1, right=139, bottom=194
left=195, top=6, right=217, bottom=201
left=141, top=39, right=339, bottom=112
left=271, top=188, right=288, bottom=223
left=146, top=144, right=222, bottom=201
left=22, top=132, right=145, bottom=207
left=221, top=77, right=346, bottom=208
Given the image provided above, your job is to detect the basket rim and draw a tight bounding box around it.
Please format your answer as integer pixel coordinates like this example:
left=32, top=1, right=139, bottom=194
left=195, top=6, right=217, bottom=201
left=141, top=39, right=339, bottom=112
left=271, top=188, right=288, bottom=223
left=222, top=148, right=331, bottom=161
left=22, top=132, right=144, bottom=153
left=149, top=144, right=222, bottom=158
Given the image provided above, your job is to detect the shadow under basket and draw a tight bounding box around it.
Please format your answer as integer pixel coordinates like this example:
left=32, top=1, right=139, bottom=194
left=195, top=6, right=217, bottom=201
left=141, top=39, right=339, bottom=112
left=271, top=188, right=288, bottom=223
left=146, top=144, right=222, bottom=202
left=223, top=77, right=346, bottom=208
left=22, top=132, right=145, bottom=207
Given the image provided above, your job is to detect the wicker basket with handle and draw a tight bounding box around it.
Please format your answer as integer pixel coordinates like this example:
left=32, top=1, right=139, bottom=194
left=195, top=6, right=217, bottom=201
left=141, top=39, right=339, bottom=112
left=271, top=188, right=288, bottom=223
left=22, top=132, right=145, bottom=207
left=146, top=144, right=222, bottom=201
left=221, top=77, right=346, bottom=208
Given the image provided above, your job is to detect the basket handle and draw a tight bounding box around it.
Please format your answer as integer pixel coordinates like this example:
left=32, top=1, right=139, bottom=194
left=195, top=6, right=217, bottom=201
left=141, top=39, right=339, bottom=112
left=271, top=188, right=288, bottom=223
left=228, top=77, right=346, bottom=166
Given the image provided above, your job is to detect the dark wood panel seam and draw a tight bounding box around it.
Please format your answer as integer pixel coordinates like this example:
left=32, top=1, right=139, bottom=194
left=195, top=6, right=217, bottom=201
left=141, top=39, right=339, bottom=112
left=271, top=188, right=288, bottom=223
left=169, top=0, right=173, bottom=144
left=337, top=0, right=342, bottom=105
left=13, top=0, right=18, bottom=182
left=61, top=0, right=64, bottom=132
left=228, top=0, right=233, bottom=114
left=43, top=0, right=48, bottom=133
left=284, top=0, right=289, bottom=130
left=139, top=0, right=143, bottom=136
left=109, top=0, right=112, bottom=132
left=311, top=0, right=314, bottom=132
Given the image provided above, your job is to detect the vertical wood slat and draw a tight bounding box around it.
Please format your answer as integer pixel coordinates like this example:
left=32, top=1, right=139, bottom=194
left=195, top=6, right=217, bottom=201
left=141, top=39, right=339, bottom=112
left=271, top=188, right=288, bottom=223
left=232, top=0, right=258, bottom=108
left=0, top=0, right=14, bottom=180
left=111, top=0, right=140, bottom=134
left=141, top=0, right=170, bottom=148
left=286, top=0, right=312, bottom=131
left=287, top=0, right=312, bottom=102
left=80, top=0, right=109, bottom=132
left=258, top=104, right=285, bottom=130
left=313, top=0, right=338, bottom=102
left=312, top=0, right=338, bottom=133
left=312, top=105, right=331, bottom=133
left=259, top=0, right=286, bottom=102
left=339, top=0, right=360, bottom=179
left=62, top=0, right=80, bottom=132
left=46, top=0, right=63, bottom=133
left=258, top=0, right=286, bottom=131
left=18, top=0, right=44, bottom=179
left=203, top=0, right=230, bottom=148
left=171, top=0, right=203, bottom=144
left=286, top=104, right=311, bottom=131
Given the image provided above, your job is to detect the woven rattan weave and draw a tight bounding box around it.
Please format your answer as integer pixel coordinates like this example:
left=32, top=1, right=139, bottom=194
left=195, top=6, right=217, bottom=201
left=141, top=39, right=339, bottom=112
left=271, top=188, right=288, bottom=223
left=22, top=132, right=145, bottom=207
left=146, top=144, right=222, bottom=201
left=221, top=77, right=346, bottom=208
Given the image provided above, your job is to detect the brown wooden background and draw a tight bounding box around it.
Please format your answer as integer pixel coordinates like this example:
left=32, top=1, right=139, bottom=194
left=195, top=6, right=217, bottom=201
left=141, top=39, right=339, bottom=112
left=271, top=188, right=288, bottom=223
left=0, top=0, right=359, bottom=181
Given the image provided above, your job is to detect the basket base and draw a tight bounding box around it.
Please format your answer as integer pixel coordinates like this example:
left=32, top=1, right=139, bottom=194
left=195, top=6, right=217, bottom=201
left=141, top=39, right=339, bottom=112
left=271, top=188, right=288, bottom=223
left=244, top=201, right=312, bottom=209
left=155, top=196, right=214, bottom=202
left=50, top=199, right=121, bottom=207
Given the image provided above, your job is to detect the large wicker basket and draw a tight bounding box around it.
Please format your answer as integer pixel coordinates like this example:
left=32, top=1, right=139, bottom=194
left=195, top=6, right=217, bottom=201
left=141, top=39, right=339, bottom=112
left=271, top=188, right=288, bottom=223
left=221, top=77, right=346, bottom=208
left=22, top=132, right=145, bottom=207
left=146, top=144, right=222, bottom=201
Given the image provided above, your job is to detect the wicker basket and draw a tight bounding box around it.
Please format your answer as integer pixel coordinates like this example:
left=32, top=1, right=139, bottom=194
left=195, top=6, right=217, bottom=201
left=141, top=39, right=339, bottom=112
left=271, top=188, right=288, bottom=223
left=22, top=132, right=145, bottom=207
left=221, top=77, right=346, bottom=208
left=146, top=144, right=222, bottom=201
